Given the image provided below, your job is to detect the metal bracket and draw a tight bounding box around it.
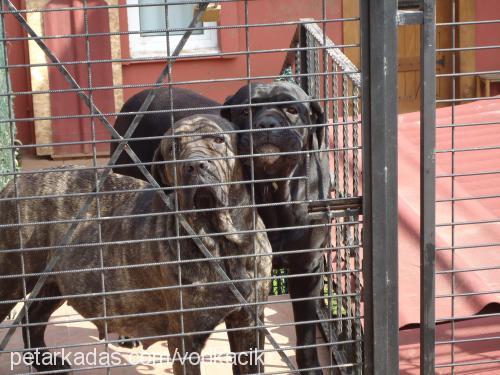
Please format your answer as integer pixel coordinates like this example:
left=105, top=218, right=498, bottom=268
left=308, top=197, right=363, bottom=220
left=397, top=10, right=424, bottom=25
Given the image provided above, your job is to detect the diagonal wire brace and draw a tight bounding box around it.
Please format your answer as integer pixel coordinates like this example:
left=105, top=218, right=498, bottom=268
left=0, top=0, right=204, bottom=348
left=0, top=2, right=297, bottom=370
left=0, top=0, right=210, bottom=350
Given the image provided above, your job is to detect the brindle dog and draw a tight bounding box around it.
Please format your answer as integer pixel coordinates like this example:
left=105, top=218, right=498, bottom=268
left=107, top=83, right=330, bottom=374
left=0, top=115, right=272, bottom=375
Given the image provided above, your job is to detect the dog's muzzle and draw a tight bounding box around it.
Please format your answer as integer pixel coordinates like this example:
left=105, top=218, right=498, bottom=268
left=255, top=143, right=281, bottom=166
left=181, top=183, right=227, bottom=211
left=180, top=158, right=227, bottom=210
left=241, top=109, right=303, bottom=169
left=240, top=126, right=302, bottom=177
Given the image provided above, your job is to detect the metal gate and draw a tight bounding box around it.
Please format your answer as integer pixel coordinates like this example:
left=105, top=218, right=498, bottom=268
left=418, top=0, right=500, bottom=374
left=0, top=1, right=403, bottom=375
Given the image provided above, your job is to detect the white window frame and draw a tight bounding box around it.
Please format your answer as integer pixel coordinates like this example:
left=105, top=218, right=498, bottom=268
left=126, top=0, right=219, bottom=58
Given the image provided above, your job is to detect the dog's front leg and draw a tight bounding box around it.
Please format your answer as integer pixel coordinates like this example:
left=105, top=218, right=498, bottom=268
left=167, top=336, right=203, bottom=375
left=166, top=315, right=211, bottom=375
left=288, top=258, right=324, bottom=375
left=225, top=309, right=265, bottom=374
left=21, top=283, right=72, bottom=375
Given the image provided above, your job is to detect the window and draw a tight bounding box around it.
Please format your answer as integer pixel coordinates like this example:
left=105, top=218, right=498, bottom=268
left=127, top=0, right=218, bottom=58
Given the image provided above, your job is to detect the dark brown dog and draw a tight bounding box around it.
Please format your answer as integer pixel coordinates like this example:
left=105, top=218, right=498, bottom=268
left=0, top=115, right=272, bottom=375
left=223, top=82, right=331, bottom=375
left=112, top=87, right=220, bottom=180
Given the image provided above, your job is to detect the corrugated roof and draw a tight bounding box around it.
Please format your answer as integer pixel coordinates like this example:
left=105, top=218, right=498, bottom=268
left=398, top=98, right=500, bottom=327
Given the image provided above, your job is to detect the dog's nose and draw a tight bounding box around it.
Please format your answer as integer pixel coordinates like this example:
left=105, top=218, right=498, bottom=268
left=184, top=160, right=209, bottom=175
left=256, top=116, right=281, bottom=129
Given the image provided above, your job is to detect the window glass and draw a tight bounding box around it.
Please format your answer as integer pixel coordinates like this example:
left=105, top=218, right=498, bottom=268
left=138, top=0, right=202, bottom=36
left=127, top=0, right=218, bottom=58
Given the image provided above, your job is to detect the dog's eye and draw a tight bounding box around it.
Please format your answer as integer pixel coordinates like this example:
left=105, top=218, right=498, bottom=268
left=241, top=108, right=250, bottom=116
left=285, top=106, right=298, bottom=115
left=213, top=136, right=225, bottom=144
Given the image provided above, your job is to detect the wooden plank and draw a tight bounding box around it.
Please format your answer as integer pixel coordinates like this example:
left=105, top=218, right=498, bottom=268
left=26, top=0, right=53, bottom=156
left=398, top=57, right=420, bottom=72
left=342, top=0, right=360, bottom=68
left=457, top=0, right=476, bottom=99
left=397, top=24, right=421, bottom=113
left=343, top=0, right=454, bottom=112
left=435, top=0, right=453, bottom=105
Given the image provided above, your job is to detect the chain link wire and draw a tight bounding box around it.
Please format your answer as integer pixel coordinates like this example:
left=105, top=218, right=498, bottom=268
left=0, top=1, right=367, bottom=373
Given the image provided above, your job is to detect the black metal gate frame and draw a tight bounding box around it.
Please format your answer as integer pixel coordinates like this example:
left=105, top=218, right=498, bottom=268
left=361, top=0, right=399, bottom=373
left=0, top=2, right=299, bottom=371
left=419, top=1, right=437, bottom=374
left=362, top=1, right=439, bottom=373
left=361, top=1, right=440, bottom=373
left=393, top=1, right=437, bottom=374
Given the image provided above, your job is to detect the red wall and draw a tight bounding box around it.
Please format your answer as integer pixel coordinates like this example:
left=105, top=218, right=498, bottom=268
left=7, top=0, right=343, bottom=153
left=120, top=0, right=342, bottom=104
left=9, top=1, right=499, bottom=152
left=475, top=0, right=500, bottom=95
left=44, top=0, right=114, bottom=156
left=4, top=0, right=35, bottom=153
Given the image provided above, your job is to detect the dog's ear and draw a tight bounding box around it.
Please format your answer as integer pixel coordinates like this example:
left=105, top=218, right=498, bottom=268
left=151, top=146, right=168, bottom=186
left=309, top=100, right=327, bottom=151
left=220, top=95, right=234, bottom=121
left=311, top=100, right=325, bottom=125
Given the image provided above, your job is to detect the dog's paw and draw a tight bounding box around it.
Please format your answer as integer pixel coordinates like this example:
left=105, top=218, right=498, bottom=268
left=118, top=336, right=141, bottom=349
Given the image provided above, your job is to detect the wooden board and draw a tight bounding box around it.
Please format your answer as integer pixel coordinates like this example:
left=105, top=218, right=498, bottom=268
left=458, top=0, right=476, bottom=99
left=342, top=0, right=457, bottom=113
left=342, top=0, right=360, bottom=69
left=398, top=23, right=421, bottom=113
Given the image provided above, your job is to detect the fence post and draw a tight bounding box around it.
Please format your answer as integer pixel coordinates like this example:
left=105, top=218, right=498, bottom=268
left=0, top=13, right=15, bottom=191
left=361, top=0, right=400, bottom=373
left=420, top=0, right=436, bottom=374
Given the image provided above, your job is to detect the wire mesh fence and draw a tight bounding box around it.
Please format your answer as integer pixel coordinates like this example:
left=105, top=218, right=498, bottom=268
left=0, top=1, right=370, bottom=374
left=6, top=0, right=499, bottom=374
left=421, top=0, right=500, bottom=373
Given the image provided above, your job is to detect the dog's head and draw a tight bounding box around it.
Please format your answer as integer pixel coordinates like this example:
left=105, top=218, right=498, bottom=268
left=221, top=82, right=325, bottom=179
left=151, top=114, right=239, bottom=212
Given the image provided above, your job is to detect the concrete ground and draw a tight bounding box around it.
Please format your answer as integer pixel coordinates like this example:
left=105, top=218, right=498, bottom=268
left=1, top=296, right=331, bottom=374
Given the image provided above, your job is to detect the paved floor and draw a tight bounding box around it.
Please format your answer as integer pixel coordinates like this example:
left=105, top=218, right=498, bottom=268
left=1, top=296, right=331, bottom=374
